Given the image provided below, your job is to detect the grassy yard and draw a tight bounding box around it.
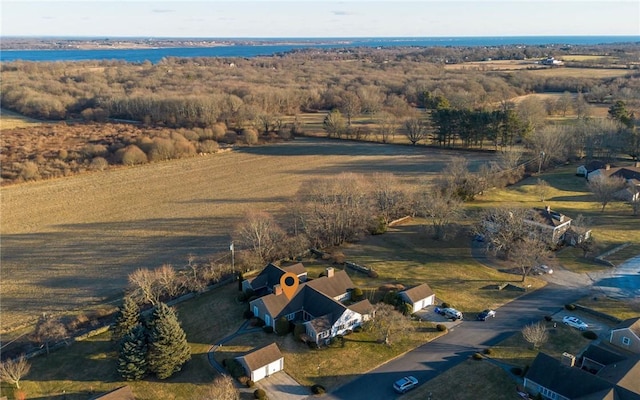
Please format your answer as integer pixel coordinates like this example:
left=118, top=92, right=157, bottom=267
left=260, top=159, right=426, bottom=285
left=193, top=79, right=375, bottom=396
left=6, top=284, right=246, bottom=400
left=214, top=322, right=444, bottom=390
left=488, top=320, right=592, bottom=368
left=404, top=360, right=518, bottom=400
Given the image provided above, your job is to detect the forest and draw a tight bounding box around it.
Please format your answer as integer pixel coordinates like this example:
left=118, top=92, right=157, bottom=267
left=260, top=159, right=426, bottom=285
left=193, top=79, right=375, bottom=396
left=1, top=43, right=639, bottom=185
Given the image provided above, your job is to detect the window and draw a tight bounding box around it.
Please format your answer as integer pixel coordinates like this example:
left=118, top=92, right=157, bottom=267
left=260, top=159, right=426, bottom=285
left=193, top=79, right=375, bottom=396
left=319, top=331, right=330, bottom=339
left=539, top=386, right=557, bottom=400
left=253, top=306, right=259, bottom=317
left=286, top=313, right=295, bottom=321
left=265, top=314, right=271, bottom=326
left=622, top=336, right=631, bottom=346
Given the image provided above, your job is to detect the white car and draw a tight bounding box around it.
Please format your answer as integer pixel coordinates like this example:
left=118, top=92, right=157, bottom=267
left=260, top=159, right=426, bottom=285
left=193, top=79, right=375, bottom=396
left=532, top=265, right=553, bottom=275
left=562, top=316, right=588, bottom=331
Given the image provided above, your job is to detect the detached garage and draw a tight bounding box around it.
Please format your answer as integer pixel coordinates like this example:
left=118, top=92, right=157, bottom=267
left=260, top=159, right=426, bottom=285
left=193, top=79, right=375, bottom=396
left=236, top=342, right=284, bottom=382
left=399, top=283, right=435, bottom=313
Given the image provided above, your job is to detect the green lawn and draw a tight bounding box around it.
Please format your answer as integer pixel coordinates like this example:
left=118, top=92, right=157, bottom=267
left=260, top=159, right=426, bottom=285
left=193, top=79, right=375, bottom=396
left=9, top=284, right=246, bottom=400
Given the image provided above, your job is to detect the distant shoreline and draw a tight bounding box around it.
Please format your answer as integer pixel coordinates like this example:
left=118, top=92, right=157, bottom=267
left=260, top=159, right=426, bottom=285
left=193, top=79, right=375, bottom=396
left=2, top=35, right=639, bottom=51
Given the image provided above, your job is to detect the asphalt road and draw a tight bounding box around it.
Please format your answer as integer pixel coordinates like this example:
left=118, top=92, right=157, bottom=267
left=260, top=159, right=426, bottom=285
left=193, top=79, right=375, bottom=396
left=323, top=283, right=590, bottom=400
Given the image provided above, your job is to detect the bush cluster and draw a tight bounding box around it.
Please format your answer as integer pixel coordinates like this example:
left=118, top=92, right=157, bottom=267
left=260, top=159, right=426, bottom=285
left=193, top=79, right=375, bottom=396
left=583, top=330, right=598, bottom=340
left=311, top=384, right=326, bottom=394
left=436, top=324, right=447, bottom=332
left=253, top=389, right=267, bottom=399
left=565, top=304, right=577, bottom=311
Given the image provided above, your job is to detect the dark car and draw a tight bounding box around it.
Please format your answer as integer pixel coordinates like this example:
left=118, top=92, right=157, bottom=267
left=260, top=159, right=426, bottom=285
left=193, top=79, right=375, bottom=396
left=477, top=309, right=496, bottom=321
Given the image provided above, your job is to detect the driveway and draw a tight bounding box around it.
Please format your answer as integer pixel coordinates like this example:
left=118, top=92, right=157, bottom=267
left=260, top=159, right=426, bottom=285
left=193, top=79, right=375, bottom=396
left=588, top=255, right=640, bottom=300
left=249, top=371, right=310, bottom=400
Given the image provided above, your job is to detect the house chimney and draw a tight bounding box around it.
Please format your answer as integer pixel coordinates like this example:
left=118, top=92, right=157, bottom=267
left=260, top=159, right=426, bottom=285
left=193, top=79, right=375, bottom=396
left=561, top=352, right=576, bottom=367
left=635, top=161, right=640, bottom=168
left=273, top=284, right=283, bottom=296
left=326, top=267, right=334, bottom=278
left=605, top=164, right=611, bottom=170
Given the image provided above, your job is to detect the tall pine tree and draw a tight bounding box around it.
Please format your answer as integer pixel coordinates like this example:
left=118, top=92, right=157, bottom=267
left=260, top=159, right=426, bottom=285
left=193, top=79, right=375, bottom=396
left=112, top=296, right=140, bottom=343
left=146, top=303, right=191, bottom=379
left=117, top=324, right=148, bottom=381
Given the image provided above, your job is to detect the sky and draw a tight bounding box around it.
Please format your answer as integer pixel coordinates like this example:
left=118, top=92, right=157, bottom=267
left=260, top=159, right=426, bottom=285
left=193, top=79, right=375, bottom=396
left=2, top=0, right=639, bottom=38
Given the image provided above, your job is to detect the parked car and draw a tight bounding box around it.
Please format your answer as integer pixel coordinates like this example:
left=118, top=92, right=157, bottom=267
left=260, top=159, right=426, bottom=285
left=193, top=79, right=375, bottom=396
left=562, top=316, right=588, bottom=331
left=532, top=265, right=553, bottom=275
left=477, top=309, right=496, bottom=321
left=442, top=307, right=463, bottom=320
left=393, top=376, right=418, bottom=394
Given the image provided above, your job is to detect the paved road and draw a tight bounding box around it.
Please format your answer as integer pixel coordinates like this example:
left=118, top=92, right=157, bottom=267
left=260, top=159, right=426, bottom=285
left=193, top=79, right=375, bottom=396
left=323, top=283, right=590, bottom=400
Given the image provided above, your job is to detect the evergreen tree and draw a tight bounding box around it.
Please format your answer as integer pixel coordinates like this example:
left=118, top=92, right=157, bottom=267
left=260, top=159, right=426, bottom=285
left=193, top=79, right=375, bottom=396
left=117, top=325, right=148, bottom=381
left=146, top=303, right=191, bottom=379
left=112, top=296, right=140, bottom=343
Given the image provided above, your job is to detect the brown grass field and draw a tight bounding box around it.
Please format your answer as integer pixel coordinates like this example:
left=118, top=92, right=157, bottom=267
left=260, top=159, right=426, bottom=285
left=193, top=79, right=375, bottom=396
left=0, top=108, right=43, bottom=129
left=0, top=138, right=497, bottom=332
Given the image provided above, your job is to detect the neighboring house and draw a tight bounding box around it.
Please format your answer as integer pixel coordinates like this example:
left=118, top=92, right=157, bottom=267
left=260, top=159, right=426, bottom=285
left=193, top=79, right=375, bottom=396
left=587, top=164, right=640, bottom=202
left=610, top=317, right=640, bottom=354
left=236, top=342, right=284, bottom=382
left=524, top=207, right=574, bottom=245
left=247, top=265, right=373, bottom=345
left=398, top=283, right=435, bottom=313
left=541, top=57, right=564, bottom=66
left=577, top=160, right=608, bottom=177
left=524, top=351, right=640, bottom=399
left=90, top=386, right=136, bottom=400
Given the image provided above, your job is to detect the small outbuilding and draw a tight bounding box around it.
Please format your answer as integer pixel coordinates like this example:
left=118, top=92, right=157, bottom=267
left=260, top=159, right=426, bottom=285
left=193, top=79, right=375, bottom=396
left=398, top=283, right=435, bottom=313
left=236, top=342, right=284, bottom=382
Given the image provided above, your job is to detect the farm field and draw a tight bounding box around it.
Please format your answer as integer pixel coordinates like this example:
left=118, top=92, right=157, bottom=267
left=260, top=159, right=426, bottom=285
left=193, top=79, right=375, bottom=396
left=0, top=138, right=497, bottom=331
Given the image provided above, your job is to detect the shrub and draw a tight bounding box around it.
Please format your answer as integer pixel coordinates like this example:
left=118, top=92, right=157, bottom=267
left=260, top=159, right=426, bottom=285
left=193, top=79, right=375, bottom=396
left=90, top=156, right=109, bottom=171
left=353, top=326, right=363, bottom=333
left=311, top=384, right=326, bottom=395
left=20, top=161, right=39, bottom=180
left=198, top=140, right=219, bottom=153
left=367, top=270, right=379, bottom=278
left=436, top=324, right=447, bottom=332
left=275, top=316, right=290, bottom=335
left=246, top=380, right=254, bottom=388
left=243, top=128, right=259, bottom=145
left=583, top=330, right=598, bottom=340
left=483, top=348, right=492, bottom=355
left=511, top=367, right=523, bottom=376
left=352, top=287, right=364, bottom=300
left=263, top=326, right=274, bottom=333
left=253, top=389, right=267, bottom=399
left=544, top=315, right=553, bottom=322
left=331, top=251, right=346, bottom=264
left=472, top=352, right=483, bottom=360
left=293, top=323, right=306, bottom=341
left=565, top=304, right=576, bottom=311
left=225, top=359, right=245, bottom=379
left=401, top=302, right=413, bottom=316
left=117, top=145, right=147, bottom=166
left=441, top=302, right=451, bottom=309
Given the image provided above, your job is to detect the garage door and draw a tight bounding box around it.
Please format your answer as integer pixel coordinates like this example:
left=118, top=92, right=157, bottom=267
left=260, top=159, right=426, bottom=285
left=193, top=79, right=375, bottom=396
left=252, top=366, right=267, bottom=382
left=268, top=359, right=281, bottom=375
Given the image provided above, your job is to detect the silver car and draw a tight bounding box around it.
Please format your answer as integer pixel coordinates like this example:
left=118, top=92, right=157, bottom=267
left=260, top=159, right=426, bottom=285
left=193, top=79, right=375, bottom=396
left=562, top=316, right=588, bottom=331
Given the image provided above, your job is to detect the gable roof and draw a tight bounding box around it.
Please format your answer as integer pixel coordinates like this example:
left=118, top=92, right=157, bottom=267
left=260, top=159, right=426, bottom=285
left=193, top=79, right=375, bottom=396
left=281, top=262, right=306, bottom=276
left=348, top=299, right=374, bottom=316
left=528, top=207, right=571, bottom=228
left=305, top=270, right=354, bottom=299
left=399, top=283, right=434, bottom=303
left=238, top=342, right=283, bottom=372
left=90, top=386, right=135, bottom=400
left=583, top=343, right=627, bottom=366
left=606, top=167, right=640, bottom=181
left=527, top=352, right=640, bottom=400
left=247, top=263, right=287, bottom=291
left=613, top=317, right=640, bottom=337
left=526, top=353, right=613, bottom=398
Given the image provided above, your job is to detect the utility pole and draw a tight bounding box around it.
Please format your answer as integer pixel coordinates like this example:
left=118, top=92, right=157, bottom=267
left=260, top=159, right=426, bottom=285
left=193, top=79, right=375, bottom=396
left=538, top=151, right=545, bottom=174
left=230, top=242, right=235, bottom=272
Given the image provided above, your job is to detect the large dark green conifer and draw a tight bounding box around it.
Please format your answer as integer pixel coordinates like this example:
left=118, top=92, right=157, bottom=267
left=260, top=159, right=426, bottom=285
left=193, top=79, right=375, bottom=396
left=146, top=302, right=191, bottom=379
left=112, top=296, right=140, bottom=343
left=117, top=324, right=148, bottom=381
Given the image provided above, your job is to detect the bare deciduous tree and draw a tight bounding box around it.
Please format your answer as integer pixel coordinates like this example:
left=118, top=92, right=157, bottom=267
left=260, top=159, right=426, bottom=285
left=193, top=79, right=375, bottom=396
left=34, top=315, right=68, bottom=355
left=370, top=173, right=408, bottom=225
left=323, top=110, right=346, bottom=138
left=415, top=184, right=463, bottom=240
left=510, top=235, right=550, bottom=282
left=129, top=268, right=162, bottom=305
left=535, top=178, right=551, bottom=202
left=201, top=374, right=239, bottom=400
left=476, top=207, right=530, bottom=260
left=0, top=355, right=31, bottom=389
left=156, top=264, right=181, bottom=299
left=364, top=303, right=412, bottom=346
left=234, top=210, right=286, bottom=265
left=404, top=118, right=428, bottom=145
left=376, top=111, right=398, bottom=144
left=587, top=175, right=626, bottom=212
left=522, top=321, right=549, bottom=349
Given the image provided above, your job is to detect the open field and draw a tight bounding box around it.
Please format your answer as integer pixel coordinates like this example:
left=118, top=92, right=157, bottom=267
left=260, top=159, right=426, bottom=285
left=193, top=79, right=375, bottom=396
left=0, top=108, right=44, bottom=129
left=0, top=138, right=498, bottom=331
